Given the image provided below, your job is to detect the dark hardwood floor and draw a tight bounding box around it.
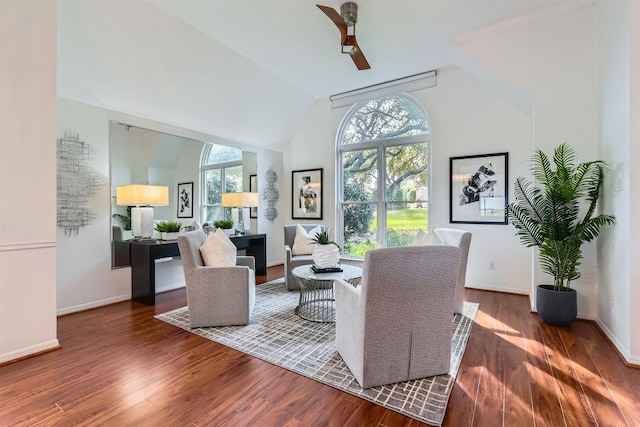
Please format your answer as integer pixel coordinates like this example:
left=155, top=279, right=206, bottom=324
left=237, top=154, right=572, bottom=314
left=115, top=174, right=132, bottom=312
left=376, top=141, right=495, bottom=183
left=1, top=265, right=638, bottom=426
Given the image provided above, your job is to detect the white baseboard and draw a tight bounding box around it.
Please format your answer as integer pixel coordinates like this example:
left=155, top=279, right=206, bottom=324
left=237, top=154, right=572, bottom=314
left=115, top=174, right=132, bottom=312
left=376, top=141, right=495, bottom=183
left=57, top=294, right=130, bottom=316
left=465, top=283, right=529, bottom=295
left=576, top=312, right=597, bottom=321
left=156, top=282, right=185, bottom=293
left=0, top=339, right=60, bottom=364
left=595, top=318, right=637, bottom=365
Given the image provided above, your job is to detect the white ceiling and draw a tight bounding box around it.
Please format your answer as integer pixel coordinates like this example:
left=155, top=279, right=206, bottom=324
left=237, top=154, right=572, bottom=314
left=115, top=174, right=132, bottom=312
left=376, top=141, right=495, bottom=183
left=151, top=0, right=579, bottom=98
left=57, top=0, right=583, bottom=147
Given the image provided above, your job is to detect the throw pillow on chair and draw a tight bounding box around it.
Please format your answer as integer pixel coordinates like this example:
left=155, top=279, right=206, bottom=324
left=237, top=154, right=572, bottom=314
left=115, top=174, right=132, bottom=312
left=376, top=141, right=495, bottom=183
left=200, top=228, right=237, bottom=267
left=291, top=223, right=322, bottom=255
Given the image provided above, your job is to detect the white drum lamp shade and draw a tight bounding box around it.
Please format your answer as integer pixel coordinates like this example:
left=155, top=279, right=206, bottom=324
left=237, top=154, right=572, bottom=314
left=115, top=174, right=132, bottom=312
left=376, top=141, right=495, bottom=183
left=116, top=184, right=169, bottom=239
left=221, top=192, right=259, bottom=232
left=241, top=192, right=259, bottom=231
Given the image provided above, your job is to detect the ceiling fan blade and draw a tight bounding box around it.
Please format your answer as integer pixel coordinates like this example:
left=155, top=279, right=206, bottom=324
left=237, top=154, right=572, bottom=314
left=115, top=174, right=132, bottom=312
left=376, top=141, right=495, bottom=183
left=317, top=4, right=370, bottom=70
left=351, top=42, right=371, bottom=70
left=316, top=4, right=347, bottom=41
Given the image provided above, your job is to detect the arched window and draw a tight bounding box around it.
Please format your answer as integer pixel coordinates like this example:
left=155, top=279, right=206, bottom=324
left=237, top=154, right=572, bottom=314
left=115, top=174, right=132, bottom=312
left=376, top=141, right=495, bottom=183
left=337, top=94, right=430, bottom=256
left=200, top=143, right=243, bottom=223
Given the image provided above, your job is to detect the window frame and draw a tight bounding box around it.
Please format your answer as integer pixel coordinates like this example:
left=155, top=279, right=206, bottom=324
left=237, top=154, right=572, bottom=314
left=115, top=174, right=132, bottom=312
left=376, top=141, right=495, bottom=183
left=200, top=143, right=243, bottom=223
left=336, top=94, right=431, bottom=256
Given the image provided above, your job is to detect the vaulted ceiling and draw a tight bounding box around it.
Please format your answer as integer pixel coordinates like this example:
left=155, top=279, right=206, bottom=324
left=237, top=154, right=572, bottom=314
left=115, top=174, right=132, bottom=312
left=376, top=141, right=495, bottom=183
left=57, top=0, right=583, bottom=149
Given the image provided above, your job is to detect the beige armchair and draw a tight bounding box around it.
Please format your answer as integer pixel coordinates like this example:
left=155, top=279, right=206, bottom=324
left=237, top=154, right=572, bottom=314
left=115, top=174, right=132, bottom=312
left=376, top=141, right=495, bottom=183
left=335, top=245, right=461, bottom=389
left=177, top=230, right=256, bottom=328
left=434, top=228, right=472, bottom=314
left=112, top=225, right=124, bottom=241
left=284, top=224, right=324, bottom=290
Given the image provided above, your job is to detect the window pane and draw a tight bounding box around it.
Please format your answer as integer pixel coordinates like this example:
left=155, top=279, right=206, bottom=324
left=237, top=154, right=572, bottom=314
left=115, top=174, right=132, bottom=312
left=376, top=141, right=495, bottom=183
left=386, top=142, right=428, bottom=202
left=342, top=149, right=377, bottom=202
left=342, top=95, right=429, bottom=145
left=204, top=168, right=221, bottom=205
left=385, top=202, right=428, bottom=248
left=203, top=206, right=222, bottom=223
left=342, top=202, right=377, bottom=256
left=225, top=165, right=242, bottom=193
left=206, top=144, right=242, bottom=164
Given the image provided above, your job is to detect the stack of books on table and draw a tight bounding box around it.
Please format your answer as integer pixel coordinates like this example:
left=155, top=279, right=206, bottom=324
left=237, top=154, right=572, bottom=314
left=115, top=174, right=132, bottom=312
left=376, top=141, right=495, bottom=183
left=310, top=265, right=343, bottom=273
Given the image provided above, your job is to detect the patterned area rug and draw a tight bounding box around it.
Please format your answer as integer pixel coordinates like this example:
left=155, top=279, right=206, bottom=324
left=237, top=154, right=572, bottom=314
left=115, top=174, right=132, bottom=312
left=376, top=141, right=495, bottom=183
left=155, top=279, right=479, bottom=426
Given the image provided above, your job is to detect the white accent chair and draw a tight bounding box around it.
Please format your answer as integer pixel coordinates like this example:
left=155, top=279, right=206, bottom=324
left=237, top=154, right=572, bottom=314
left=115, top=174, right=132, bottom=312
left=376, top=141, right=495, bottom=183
left=283, top=224, right=324, bottom=290
left=434, top=228, right=472, bottom=314
left=177, top=230, right=256, bottom=328
left=335, top=245, right=461, bottom=389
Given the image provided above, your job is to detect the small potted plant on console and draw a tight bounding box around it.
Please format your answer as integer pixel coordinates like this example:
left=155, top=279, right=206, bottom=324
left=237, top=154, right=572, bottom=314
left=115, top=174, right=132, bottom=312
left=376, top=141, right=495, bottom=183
left=213, top=219, right=235, bottom=236
left=154, top=221, right=183, bottom=241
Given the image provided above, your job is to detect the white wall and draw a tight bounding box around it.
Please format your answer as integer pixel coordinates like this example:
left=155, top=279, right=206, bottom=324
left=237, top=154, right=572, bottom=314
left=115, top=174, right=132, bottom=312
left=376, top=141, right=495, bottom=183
left=171, top=141, right=203, bottom=223
left=629, top=0, right=640, bottom=364
left=57, top=100, right=131, bottom=314
left=597, top=0, right=639, bottom=365
left=287, top=67, right=532, bottom=295
left=285, top=98, right=336, bottom=230
left=422, top=67, right=532, bottom=294
left=444, top=2, right=638, bottom=362
left=0, top=1, right=59, bottom=363
left=452, top=4, right=603, bottom=317
left=56, top=98, right=285, bottom=316
left=255, top=150, right=286, bottom=266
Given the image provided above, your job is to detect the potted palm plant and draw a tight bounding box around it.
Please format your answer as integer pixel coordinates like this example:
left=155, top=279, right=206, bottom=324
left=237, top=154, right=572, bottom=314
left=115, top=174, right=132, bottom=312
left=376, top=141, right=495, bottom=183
left=112, top=206, right=133, bottom=240
left=506, top=143, right=615, bottom=326
left=112, top=212, right=131, bottom=231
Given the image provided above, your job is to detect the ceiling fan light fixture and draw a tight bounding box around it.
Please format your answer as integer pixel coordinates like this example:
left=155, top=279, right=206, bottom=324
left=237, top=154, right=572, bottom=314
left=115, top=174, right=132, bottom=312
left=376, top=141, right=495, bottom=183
left=340, top=2, right=358, bottom=26
left=317, top=2, right=370, bottom=70
left=341, top=35, right=357, bottom=54
left=341, top=45, right=358, bottom=55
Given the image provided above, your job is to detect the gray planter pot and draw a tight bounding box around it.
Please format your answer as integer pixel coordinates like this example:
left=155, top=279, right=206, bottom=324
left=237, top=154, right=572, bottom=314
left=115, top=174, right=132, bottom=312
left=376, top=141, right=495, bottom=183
left=536, top=284, right=577, bottom=326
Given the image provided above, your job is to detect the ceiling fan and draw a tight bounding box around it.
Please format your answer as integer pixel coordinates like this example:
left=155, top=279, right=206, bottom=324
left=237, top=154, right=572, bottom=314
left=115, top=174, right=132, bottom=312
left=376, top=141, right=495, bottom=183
left=317, top=2, right=371, bottom=70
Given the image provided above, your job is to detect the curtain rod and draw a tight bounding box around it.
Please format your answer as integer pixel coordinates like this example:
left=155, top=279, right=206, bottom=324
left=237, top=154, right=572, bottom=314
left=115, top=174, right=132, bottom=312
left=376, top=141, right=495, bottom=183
left=330, top=70, right=437, bottom=107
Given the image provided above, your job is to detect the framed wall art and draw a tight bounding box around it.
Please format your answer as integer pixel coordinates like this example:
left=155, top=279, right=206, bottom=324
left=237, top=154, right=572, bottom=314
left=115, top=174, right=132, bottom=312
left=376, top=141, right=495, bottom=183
left=177, top=182, right=194, bottom=218
left=292, top=168, right=323, bottom=220
left=449, top=152, right=508, bottom=224
left=249, top=174, right=258, bottom=218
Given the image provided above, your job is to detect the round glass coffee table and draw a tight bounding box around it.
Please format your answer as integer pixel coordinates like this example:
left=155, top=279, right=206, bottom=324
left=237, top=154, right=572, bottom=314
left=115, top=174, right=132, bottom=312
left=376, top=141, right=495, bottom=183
left=291, top=264, right=362, bottom=323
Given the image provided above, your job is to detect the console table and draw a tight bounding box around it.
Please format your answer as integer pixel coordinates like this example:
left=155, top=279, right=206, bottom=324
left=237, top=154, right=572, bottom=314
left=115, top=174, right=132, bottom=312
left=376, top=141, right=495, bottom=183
left=118, top=233, right=267, bottom=306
